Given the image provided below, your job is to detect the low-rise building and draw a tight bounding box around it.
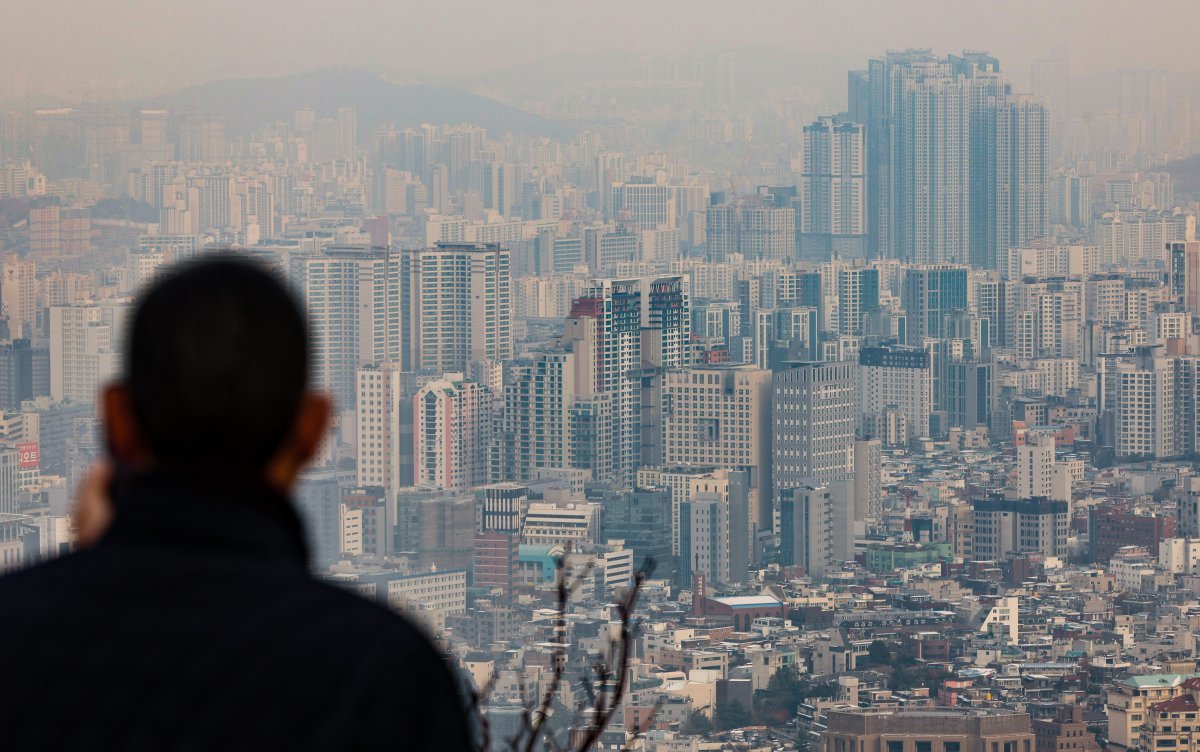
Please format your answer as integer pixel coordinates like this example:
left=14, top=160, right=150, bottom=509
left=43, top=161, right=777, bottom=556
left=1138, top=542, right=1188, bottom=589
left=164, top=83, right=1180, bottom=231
left=820, top=707, right=1034, bottom=752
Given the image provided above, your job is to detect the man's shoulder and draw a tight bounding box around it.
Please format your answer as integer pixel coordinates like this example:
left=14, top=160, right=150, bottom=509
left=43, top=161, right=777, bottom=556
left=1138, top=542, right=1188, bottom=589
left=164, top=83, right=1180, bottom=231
left=0, top=549, right=95, bottom=595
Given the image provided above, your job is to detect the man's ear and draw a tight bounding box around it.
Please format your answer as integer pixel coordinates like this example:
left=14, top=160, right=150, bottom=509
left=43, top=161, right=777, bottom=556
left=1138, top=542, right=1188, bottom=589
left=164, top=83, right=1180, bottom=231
left=101, top=383, right=148, bottom=467
left=265, top=392, right=332, bottom=493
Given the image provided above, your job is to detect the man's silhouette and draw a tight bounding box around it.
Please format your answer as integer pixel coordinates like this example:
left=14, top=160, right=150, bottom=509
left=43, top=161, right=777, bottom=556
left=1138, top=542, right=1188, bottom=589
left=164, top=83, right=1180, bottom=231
left=0, top=257, right=474, bottom=751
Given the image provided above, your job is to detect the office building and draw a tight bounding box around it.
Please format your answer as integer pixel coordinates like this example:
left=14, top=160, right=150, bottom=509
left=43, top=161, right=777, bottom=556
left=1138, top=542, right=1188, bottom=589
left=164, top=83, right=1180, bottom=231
left=858, top=346, right=933, bottom=443
left=772, top=361, right=855, bottom=491
left=853, top=438, right=883, bottom=522
left=972, top=496, right=1069, bottom=559
left=778, top=483, right=834, bottom=580
left=1090, top=505, right=1175, bottom=564
left=595, top=486, right=675, bottom=576
left=522, top=501, right=602, bottom=547
left=661, top=366, right=773, bottom=533
left=679, top=493, right=730, bottom=585
left=902, top=265, right=969, bottom=344
left=0, top=340, right=49, bottom=413
left=821, top=708, right=1034, bottom=752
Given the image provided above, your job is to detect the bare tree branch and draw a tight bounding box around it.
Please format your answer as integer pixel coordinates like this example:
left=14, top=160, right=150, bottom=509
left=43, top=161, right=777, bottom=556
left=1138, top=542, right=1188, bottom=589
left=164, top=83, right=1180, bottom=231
left=473, top=554, right=655, bottom=752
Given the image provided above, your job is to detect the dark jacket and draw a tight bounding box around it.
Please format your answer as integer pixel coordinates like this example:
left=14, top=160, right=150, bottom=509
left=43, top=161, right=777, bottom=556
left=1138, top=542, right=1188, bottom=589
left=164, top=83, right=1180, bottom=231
left=0, top=472, right=475, bottom=751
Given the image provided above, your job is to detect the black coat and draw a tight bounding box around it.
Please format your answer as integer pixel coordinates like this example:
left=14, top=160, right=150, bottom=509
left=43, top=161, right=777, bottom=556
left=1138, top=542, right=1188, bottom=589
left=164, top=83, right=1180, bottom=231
left=0, top=472, right=475, bottom=751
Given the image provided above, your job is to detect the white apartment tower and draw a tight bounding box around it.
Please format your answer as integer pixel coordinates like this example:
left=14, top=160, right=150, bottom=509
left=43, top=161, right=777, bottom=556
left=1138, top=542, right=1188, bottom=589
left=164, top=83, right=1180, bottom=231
left=1017, top=440, right=1055, bottom=499
left=290, top=247, right=402, bottom=409
left=48, top=303, right=127, bottom=405
left=2, top=256, right=37, bottom=339
left=355, top=363, right=408, bottom=492
left=400, top=243, right=512, bottom=374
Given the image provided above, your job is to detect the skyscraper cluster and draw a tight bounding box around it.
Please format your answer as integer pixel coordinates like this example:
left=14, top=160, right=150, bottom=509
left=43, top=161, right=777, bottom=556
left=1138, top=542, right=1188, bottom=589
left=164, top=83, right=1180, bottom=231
left=4, top=43, right=1200, bottom=747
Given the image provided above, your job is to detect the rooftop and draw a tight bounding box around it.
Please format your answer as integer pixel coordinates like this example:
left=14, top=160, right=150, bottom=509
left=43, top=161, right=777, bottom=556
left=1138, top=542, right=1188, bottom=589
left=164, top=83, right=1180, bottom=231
left=710, top=595, right=783, bottom=608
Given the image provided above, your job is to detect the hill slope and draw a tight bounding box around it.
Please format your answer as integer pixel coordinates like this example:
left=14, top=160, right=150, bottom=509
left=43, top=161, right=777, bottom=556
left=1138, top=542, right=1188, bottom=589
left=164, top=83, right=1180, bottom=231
left=138, top=68, right=566, bottom=138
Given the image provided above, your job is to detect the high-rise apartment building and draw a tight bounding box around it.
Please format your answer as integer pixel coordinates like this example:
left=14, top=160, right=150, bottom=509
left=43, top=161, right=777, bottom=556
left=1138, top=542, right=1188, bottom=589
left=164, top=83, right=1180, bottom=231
left=1169, top=241, right=1200, bottom=313
left=639, top=276, right=691, bottom=467
left=985, top=96, right=1048, bottom=268
left=1017, top=440, right=1055, bottom=499
left=494, top=350, right=576, bottom=483
left=1008, top=277, right=1083, bottom=359
left=610, top=181, right=676, bottom=230
left=836, top=266, right=880, bottom=336
left=799, top=117, right=866, bottom=260
left=290, top=246, right=402, bottom=408
left=1, top=256, right=37, bottom=339
left=1100, top=346, right=1178, bottom=460
left=413, top=375, right=492, bottom=491
left=902, top=265, right=969, bottom=344
left=563, top=280, right=642, bottom=487
left=355, top=363, right=412, bottom=492
left=854, top=50, right=1045, bottom=266
left=48, top=303, right=127, bottom=405
left=400, top=242, right=511, bottom=374
left=706, top=201, right=795, bottom=262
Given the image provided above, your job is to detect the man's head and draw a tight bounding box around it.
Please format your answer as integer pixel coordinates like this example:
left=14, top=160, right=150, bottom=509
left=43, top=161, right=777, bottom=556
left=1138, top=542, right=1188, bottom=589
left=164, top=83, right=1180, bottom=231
left=103, top=255, right=330, bottom=491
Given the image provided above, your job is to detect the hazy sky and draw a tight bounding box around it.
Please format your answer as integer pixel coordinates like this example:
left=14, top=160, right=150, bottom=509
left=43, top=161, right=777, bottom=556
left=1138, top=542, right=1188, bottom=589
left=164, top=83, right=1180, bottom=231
left=7, top=0, right=1200, bottom=100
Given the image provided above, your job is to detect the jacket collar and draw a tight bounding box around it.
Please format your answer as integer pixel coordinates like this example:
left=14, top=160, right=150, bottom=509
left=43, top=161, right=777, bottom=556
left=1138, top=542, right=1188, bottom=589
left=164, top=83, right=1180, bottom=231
left=98, top=470, right=310, bottom=569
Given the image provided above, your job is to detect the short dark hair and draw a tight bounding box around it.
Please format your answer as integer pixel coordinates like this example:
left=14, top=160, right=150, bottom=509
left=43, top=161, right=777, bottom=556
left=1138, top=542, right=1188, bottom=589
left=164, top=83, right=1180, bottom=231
left=125, top=255, right=310, bottom=477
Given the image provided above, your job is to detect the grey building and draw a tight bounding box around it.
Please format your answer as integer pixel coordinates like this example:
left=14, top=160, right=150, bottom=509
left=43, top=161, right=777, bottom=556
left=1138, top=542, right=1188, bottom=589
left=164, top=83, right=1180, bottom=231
left=972, top=496, right=1068, bottom=560
left=778, top=483, right=833, bottom=579
left=772, top=360, right=856, bottom=491
left=799, top=117, right=867, bottom=260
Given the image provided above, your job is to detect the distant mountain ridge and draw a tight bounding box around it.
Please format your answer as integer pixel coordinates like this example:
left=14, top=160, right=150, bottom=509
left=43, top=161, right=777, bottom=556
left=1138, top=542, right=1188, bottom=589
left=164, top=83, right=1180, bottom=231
left=136, top=67, right=567, bottom=139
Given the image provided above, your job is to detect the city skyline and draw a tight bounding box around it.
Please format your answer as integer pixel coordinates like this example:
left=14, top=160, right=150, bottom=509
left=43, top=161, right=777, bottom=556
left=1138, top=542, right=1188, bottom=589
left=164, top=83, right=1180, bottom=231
left=6, top=10, right=1200, bottom=749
